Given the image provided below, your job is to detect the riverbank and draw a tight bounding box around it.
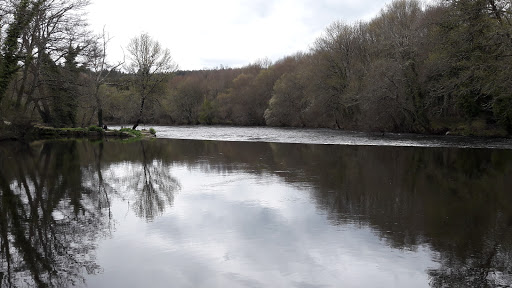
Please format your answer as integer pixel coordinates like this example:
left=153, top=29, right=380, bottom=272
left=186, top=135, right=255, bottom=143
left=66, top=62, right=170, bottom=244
left=104, top=118, right=510, bottom=138
left=429, top=118, right=510, bottom=138
left=1, top=121, right=509, bottom=145
left=0, top=123, right=156, bottom=142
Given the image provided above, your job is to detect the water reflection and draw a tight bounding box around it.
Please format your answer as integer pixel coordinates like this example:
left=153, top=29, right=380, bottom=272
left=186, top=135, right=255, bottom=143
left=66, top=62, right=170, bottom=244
left=0, top=140, right=180, bottom=287
left=0, top=139, right=511, bottom=287
left=128, top=142, right=179, bottom=221
left=0, top=141, right=109, bottom=287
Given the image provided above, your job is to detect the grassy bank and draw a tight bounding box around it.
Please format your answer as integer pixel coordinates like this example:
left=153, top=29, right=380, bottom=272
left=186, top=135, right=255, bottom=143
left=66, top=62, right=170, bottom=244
left=0, top=123, right=156, bottom=142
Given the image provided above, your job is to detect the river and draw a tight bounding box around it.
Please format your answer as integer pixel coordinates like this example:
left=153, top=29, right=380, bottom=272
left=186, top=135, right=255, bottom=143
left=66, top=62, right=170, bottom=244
left=0, top=126, right=511, bottom=287
left=119, top=125, right=512, bottom=149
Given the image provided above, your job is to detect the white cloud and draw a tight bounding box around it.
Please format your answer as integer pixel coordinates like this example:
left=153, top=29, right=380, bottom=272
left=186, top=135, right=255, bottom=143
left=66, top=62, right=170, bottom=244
left=88, top=165, right=437, bottom=288
left=86, top=0, right=393, bottom=70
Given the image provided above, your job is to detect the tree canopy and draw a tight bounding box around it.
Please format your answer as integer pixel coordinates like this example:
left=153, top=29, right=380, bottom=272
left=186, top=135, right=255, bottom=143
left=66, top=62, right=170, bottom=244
left=1, top=0, right=511, bottom=136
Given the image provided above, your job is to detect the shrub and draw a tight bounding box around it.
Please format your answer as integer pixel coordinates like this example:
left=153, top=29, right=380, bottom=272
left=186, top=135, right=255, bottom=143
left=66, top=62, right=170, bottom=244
left=88, top=125, right=104, bottom=133
left=120, top=128, right=142, bottom=138
left=494, top=96, right=512, bottom=134
left=149, top=128, right=156, bottom=135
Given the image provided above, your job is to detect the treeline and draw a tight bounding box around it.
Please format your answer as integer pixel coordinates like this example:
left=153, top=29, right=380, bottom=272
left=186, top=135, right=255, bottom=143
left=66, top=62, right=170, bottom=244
left=1, top=0, right=512, bottom=135
left=101, top=0, right=512, bottom=135
left=0, top=0, right=111, bottom=128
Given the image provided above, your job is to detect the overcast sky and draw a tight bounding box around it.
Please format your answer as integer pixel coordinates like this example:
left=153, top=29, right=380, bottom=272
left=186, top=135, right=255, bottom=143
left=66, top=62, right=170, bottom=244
left=86, top=0, right=395, bottom=70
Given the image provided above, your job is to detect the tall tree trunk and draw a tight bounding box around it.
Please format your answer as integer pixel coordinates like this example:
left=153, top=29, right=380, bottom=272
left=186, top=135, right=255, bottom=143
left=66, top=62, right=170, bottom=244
left=94, top=83, right=103, bottom=127
left=15, top=64, right=31, bottom=110
left=22, top=61, right=42, bottom=114
left=97, top=108, right=103, bottom=127
left=36, top=86, right=51, bottom=124
left=133, top=95, right=146, bottom=130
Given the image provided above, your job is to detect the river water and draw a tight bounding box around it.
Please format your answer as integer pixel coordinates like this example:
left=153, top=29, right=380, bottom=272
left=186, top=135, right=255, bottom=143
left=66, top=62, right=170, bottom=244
left=127, top=125, right=512, bottom=149
left=1, top=127, right=511, bottom=287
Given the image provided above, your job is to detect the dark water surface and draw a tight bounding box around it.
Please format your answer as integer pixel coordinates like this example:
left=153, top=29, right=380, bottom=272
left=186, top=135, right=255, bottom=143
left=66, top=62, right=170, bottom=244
left=1, top=137, right=512, bottom=287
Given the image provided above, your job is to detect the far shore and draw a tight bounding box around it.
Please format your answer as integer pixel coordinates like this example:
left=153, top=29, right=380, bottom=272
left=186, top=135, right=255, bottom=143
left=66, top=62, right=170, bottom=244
left=1, top=122, right=510, bottom=143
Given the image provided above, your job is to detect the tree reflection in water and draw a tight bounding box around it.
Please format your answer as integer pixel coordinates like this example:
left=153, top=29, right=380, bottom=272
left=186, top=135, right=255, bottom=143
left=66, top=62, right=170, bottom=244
left=263, top=143, right=512, bottom=287
left=0, top=142, right=109, bottom=287
left=0, top=139, right=511, bottom=287
left=129, top=141, right=180, bottom=221
left=145, top=140, right=512, bottom=287
left=0, top=140, right=180, bottom=287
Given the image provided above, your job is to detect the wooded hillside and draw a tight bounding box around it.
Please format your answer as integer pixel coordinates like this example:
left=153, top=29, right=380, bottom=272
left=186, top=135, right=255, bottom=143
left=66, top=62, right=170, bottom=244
left=1, top=0, right=511, bottom=136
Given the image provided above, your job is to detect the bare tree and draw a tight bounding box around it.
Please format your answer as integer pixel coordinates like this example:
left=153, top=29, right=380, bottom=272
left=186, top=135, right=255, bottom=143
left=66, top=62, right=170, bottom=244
left=5, top=0, right=92, bottom=125
left=126, top=33, right=178, bottom=130
left=0, top=0, right=42, bottom=113
left=86, top=27, right=124, bottom=127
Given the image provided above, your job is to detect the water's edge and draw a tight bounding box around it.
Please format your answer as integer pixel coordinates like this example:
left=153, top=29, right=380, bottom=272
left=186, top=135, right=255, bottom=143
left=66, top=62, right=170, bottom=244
left=112, top=125, right=512, bottom=149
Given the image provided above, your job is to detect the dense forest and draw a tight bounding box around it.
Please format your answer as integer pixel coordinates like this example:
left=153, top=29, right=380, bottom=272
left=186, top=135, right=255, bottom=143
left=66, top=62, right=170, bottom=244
left=0, top=0, right=511, bottom=136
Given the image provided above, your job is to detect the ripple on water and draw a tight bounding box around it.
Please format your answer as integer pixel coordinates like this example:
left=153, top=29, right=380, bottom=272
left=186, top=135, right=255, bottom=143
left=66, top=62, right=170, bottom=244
left=112, top=125, right=512, bottom=149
